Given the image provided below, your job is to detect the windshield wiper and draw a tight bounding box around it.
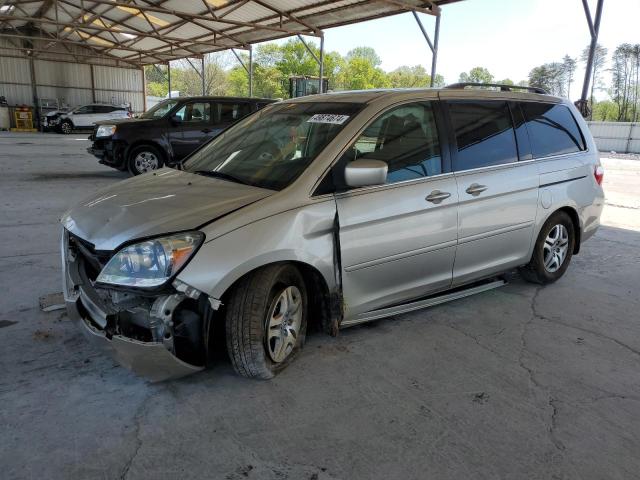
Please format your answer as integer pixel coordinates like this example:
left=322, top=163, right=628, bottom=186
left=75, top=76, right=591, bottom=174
left=192, top=170, right=250, bottom=186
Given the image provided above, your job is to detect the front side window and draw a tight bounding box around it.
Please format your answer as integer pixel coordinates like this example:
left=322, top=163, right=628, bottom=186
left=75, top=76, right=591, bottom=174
left=184, top=102, right=363, bottom=191
left=173, top=102, right=211, bottom=123
left=140, top=99, right=180, bottom=119
left=520, top=102, right=585, bottom=158
left=343, top=102, right=442, bottom=184
left=448, top=101, right=518, bottom=171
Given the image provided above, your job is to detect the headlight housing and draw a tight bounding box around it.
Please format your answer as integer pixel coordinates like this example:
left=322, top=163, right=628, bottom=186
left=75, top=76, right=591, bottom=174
left=96, top=232, right=204, bottom=288
left=96, top=125, right=117, bottom=138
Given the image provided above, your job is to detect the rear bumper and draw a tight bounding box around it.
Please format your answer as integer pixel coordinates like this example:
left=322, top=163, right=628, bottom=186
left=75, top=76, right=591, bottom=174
left=61, top=229, right=204, bottom=382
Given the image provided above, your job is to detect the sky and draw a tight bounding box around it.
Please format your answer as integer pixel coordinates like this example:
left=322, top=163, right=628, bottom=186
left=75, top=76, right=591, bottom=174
left=307, top=0, right=640, bottom=101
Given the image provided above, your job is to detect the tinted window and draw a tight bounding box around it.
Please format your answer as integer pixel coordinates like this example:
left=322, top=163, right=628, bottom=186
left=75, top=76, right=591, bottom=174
left=215, top=102, right=251, bottom=123
left=449, top=101, right=518, bottom=170
left=520, top=102, right=585, bottom=158
left=174, top=102, right=211, bottom=123
left=74, top=105, right=95, bottom=114
left=94, top=105, right=116, bottom=113
left=344, top=102, right=442, bottom=184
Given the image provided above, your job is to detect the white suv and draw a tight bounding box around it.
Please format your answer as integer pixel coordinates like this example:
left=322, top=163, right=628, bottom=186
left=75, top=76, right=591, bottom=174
left=57, top=104, right=130, bottom=134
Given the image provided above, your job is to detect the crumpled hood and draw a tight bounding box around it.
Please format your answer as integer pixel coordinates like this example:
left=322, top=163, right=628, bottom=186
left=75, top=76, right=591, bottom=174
left=61, top=168, right=274, bottom=251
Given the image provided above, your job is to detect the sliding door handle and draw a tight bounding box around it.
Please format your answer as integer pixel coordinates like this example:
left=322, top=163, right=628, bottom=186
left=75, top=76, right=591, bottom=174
left=465, top=183, right=488, bottom=196
left=425, top=190, right=451, bottom=204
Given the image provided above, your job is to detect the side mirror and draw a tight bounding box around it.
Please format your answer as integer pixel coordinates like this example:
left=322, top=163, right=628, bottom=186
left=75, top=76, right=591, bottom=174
left=170, top=115, right=183, bottom=125
left=344, top=159, right=388, bottom=188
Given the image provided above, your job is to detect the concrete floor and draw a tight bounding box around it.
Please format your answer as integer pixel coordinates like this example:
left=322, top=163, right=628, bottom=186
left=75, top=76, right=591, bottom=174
left=1, top=131, right=639, bottom=480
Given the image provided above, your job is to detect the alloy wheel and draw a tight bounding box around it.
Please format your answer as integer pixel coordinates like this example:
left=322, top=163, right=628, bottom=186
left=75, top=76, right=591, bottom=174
left=134, top=151, right=159, bottom=173
left=543, top=224, right=569, bottom=273
left=265, top=286, right=302, bottom=363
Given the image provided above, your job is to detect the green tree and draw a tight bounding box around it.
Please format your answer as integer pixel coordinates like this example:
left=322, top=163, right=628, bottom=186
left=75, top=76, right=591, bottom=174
left=387, top=65, right=443, bottom=88
left=346, top=47, right=382, bottom=67
left=562, top=55, right=577, bottom=97
left=592, top=100, right=618, bottom=121
left=459, top=67, right=494, bottom=84
left=337, top=57, right=390, bottom=90
left=581, top=44, right=608, bottom=108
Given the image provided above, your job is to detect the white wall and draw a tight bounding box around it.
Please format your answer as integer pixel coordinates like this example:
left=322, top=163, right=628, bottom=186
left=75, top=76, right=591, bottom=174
left=588, top=122, right=640, bottom=154
left=0, top=38, right=145, bottom=113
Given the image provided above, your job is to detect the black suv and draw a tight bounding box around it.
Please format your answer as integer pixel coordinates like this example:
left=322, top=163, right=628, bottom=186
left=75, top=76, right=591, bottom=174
left=88, top=96, right=276, bottom=175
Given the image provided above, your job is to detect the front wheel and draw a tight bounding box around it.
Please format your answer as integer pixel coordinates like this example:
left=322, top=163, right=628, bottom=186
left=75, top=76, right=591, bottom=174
left=225, top=264, right=307, bottom=379
left=59, top=120, right=73, bottom=134
left=520, top=211, right=575, bottom=284
left=128, top=145, right=163, bottom=175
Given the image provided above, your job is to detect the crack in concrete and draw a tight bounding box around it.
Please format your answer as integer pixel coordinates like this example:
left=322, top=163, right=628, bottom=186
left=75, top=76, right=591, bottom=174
left=119, top=394, right=150, bottom=480
left=519, top=287, right=567, bottom=455
left=443, top=321, right=509, bottom=362
left=548, top=397, right=566, bottom=451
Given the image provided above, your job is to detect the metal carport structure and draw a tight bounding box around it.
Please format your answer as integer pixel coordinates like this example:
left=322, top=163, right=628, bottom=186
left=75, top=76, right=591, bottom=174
left=0, top=0, right=454, bottom=106
left=0, top=0, right=603, bottom=114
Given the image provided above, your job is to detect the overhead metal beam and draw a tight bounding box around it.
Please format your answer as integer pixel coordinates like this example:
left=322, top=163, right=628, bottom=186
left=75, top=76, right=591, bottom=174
left=297, top=34, right=320, bottom=64
left=379, top=0, right=441, bottom=16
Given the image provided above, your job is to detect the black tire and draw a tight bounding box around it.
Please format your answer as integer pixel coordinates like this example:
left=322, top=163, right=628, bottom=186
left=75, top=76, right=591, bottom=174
left=520, top=211, right=575, bottom=284
left=225, top=264, right=307, bottom=379
left=127, top=144, right=164, bottom=175
left=59, top=120, right=73, bottom=134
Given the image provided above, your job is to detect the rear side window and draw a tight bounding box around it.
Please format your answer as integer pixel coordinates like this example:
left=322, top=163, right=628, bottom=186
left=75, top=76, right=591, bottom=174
left=520, top=102, right=585, bottom=158
left=215, top=102, right=251, bottom=123
left=448, top=101, right=518, bottom=171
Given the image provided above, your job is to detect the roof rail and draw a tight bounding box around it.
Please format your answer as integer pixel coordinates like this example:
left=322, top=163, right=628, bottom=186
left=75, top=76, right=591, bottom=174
left=445, top=82, right=548, bottom=95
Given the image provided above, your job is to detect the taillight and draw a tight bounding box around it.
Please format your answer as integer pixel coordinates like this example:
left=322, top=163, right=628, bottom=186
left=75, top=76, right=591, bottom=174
left=594, top=165, right=604, bottom=185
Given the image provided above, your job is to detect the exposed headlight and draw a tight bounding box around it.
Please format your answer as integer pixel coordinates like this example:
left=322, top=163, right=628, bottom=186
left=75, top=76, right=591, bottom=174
left=96, top=232, right=204, bottom=288
left=96, top=125, right=117, bottom=138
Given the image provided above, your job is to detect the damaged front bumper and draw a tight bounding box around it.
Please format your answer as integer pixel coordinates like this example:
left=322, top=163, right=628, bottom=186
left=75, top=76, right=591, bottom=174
left=62, top=229, right=210, bottom=382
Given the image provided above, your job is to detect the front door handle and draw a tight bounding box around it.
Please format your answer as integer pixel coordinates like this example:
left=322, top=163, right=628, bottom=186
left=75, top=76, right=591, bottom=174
left=425, top=190, right=451, bottom=204
left=201, top=128, right=212, bottom=134
left=465, top=183, right=488, bottom=196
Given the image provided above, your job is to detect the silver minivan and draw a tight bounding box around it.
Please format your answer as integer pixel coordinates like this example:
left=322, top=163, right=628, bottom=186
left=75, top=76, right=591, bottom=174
left=61, top=85, right=604, bottom=381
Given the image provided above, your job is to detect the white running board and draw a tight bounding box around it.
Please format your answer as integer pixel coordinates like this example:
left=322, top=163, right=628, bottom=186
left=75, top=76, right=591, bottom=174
left=340, top=279, right=507, bottom=328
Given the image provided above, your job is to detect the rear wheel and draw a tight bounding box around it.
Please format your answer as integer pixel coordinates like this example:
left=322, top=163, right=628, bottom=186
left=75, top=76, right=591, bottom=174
left=60, top=120, right=73, bottom=134
left=520, top=211, right=575, bottom=284
left=225, top=264, right=307, bottom=379
left=128, top=145, right=163, bottom=175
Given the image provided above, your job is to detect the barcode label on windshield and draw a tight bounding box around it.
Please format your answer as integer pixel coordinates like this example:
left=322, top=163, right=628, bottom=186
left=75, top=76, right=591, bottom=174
left=307, top=114, right=350, bottom=125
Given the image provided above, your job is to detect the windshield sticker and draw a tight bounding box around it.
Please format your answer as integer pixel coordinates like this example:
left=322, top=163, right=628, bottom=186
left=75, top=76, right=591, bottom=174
left=307, top=114, right=350, bottom=125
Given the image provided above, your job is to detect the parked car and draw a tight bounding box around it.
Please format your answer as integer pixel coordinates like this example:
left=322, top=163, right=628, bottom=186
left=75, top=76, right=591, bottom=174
left=88, top=96, right=277, bottom=175
left=41, top=107, right=70, bottom=132
left=61, top=85, right=604, bottom=382
left=56, top=103, right=131, bottom=134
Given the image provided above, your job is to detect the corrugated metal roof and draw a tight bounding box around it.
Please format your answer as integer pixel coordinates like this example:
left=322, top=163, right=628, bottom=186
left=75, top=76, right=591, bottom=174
left=0, top=0, right=461, bottom=66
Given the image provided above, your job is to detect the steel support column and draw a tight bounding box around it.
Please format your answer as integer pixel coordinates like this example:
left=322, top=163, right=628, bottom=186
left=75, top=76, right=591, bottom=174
left=297, top=33, right=325, bottom=93
left=430, top=14, right=440, bottom=87
left=319, top=33, right=325, bottom=93
left=167, top=62, right=172, bottom=98
left=201, top=57, right=206, bottom=95
left=413, top=11, right=441, bottom=87
left=249, top=46, right=253, bottom=97
left=578, top=0, right=605, bottom=118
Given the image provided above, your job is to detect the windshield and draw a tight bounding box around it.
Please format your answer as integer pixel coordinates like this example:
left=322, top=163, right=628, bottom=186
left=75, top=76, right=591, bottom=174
left=184, top=102, right=363, bottom=191
left=140, top=99, right=180, bottom=119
